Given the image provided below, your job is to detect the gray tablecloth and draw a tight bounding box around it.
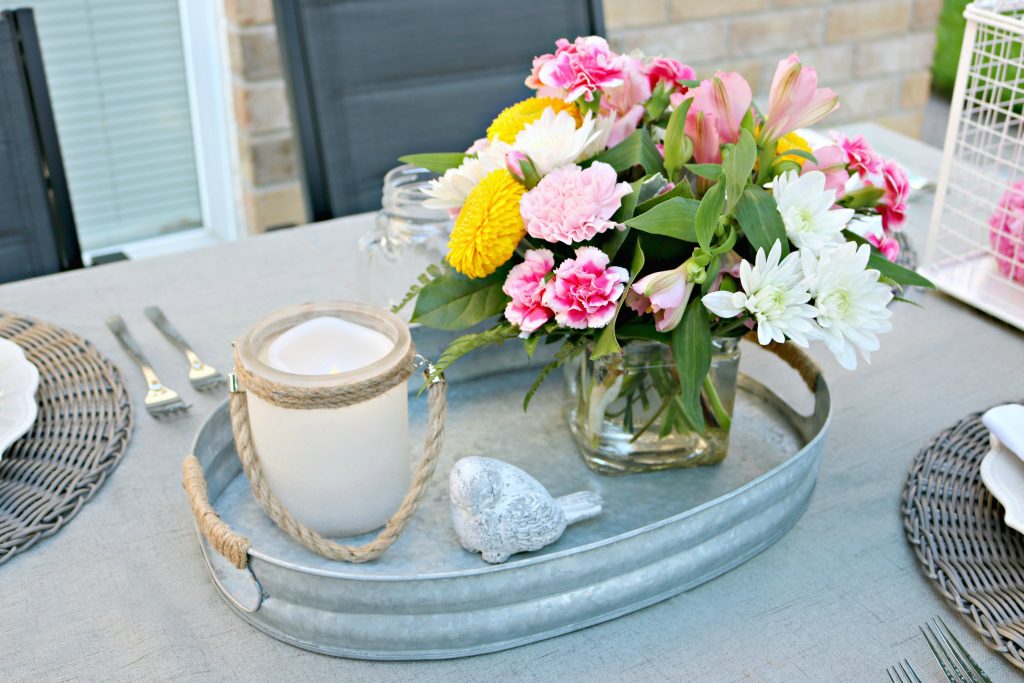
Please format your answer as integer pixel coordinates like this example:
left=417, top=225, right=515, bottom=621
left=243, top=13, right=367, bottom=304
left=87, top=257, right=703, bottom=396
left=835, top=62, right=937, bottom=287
left=2, top=125, right=1022, bottom=681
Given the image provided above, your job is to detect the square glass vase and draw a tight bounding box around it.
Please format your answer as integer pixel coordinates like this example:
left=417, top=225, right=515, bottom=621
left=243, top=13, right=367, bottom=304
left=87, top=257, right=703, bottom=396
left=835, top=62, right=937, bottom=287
left=564, top=338, right=740, bottom=475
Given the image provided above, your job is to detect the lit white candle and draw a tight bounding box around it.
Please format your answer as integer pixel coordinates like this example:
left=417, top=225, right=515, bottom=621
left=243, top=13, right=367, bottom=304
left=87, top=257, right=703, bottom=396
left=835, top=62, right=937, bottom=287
left=237, top=305, right=412, bottom=538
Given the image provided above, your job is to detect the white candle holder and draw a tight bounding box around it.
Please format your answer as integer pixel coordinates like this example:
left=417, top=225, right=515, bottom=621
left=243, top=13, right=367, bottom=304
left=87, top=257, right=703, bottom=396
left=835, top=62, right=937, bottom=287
left=219, top=302, right=445, bottom=561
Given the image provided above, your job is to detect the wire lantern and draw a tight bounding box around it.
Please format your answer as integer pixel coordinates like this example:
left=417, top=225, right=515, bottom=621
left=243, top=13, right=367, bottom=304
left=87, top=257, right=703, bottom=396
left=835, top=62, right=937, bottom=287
left=925, top=0, right=1024, bottom=329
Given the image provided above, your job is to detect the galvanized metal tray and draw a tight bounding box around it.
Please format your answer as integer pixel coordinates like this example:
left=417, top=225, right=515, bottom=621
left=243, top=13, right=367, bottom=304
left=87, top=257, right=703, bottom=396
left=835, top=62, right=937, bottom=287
left=190, top=342, right=831, bottom=660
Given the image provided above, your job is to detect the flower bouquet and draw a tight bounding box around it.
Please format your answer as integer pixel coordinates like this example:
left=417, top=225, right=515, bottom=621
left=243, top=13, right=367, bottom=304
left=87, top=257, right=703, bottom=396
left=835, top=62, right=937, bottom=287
left=397, top=36, right=933, bottom=474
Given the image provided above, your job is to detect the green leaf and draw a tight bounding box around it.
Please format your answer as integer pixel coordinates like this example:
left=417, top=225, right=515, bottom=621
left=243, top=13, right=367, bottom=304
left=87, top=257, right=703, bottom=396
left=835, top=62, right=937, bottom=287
left=391, top=263, right=445, bottom=314
left=592, top=243, right=646, bottom=360
left=430, top=324, right=519, bottom=382
left=839, top=186, right=886, bottom=209
left=868, top=253, right=935, bottom=288
left=411, top=265, right=511, bottom=330
left=624, top=197, right=700, bottom=241
left=523, top=342, right=580, bottom=411
left=616, top=322, right=671, bottom=344
left=775, top=148, right=818, bottom=165
left=722, top=129, right=757, bottom=213
left=734, top=185, right=788, bottom=257
left=611, top=178, right=644, bottom=223
left=695, top=181, right=725, bottom=250
left=586, top=130, right=662, bottom=175
left=523, top=333, right=541, bottom=359
left=685, top=163, right=722, bottom=180
left=843, top=230, right=935, bottom=288
left=644, top=84, right=672, bottom=122
left=637, top=174, right=669, bottom=205
left=398, top=153, right=466, bottom=174
left=663, top=98, right=693, bottom=182
left=635, top=178, right=693, bottom=214
left=671, top=299, right=711, bottom=434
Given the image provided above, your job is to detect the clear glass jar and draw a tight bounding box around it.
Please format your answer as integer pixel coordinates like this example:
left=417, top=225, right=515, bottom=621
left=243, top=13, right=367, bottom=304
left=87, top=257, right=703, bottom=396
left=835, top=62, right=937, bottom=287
left=565, top=338, right=741, bottom=475
left=359, top=165, right=454, bottom=319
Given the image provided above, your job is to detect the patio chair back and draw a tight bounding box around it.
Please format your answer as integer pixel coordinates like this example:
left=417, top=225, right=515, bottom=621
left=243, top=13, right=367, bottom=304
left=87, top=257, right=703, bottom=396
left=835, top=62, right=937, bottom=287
left=274, top=0, right=604, bottom=220
left=0, top=8, right=80, bottom=283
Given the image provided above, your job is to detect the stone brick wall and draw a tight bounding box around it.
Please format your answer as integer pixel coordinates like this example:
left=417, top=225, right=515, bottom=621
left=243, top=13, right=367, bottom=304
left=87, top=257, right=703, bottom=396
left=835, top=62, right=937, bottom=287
left=222, top=0, right=940, bottom=235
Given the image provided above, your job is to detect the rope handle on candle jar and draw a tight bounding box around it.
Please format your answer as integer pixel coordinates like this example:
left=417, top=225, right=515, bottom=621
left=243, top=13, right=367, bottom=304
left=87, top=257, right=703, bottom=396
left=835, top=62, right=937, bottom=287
left=182, top=360, right=447, bottom=569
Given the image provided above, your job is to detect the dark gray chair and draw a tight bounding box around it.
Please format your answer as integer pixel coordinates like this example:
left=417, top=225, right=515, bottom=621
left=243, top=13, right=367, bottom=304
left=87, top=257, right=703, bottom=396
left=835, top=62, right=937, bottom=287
left=274, top=0, right=605, bottom=220
left=0, top=8, right=80, bottom=283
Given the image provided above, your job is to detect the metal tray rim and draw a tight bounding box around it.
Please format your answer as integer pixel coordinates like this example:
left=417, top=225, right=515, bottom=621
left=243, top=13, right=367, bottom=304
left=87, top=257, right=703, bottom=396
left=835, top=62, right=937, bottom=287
left=191, top=371, right=831, bottom=583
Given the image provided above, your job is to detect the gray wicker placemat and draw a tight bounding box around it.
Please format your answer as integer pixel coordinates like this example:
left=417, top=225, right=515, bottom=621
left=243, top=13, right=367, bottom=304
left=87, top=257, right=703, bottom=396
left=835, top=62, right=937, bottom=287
left=0, top=313, right=133, bottom=565
left=902, top=405, right=1024, bottom=671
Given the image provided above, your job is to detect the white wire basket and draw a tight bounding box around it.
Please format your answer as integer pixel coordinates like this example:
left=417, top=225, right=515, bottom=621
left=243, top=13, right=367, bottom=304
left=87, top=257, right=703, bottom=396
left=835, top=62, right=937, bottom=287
left=925, top=0, right=1024, bottom=330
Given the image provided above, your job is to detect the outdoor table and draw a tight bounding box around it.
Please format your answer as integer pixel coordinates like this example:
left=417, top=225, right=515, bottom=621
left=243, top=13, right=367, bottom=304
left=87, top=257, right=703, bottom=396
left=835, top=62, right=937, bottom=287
left=2, top=124, right=1022, bottom=681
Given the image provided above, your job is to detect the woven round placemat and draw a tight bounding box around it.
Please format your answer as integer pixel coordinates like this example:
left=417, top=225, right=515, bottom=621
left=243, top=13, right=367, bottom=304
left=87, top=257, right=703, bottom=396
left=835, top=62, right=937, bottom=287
left=902, top=404, right=1024, bottom=671
left=0, top=312, right=133, bottom=565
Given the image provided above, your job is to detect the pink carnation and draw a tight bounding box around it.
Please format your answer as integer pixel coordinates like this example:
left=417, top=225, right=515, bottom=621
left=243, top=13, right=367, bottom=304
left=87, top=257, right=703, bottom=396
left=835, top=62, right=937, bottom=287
left=526, top=36, right=626, bottom=103
left=645, top=56, right=695, bottom=91
left=520, top=161, right=632, bottom=245
left=543, top=247, right=629, bottom=329
left=834, top=132, right=882, bottom=177
left=803, top=144, right=850, bottom=199
left=875, top=159, right=909, bottom=232
left=989, top=179, right=1024, bottom=283
left=503, top=249, right=555, bottom=335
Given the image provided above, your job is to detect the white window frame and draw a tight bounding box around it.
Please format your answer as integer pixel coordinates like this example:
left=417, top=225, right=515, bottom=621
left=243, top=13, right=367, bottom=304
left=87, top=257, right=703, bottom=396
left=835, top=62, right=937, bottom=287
left=83, top=0, right=239, bottom=264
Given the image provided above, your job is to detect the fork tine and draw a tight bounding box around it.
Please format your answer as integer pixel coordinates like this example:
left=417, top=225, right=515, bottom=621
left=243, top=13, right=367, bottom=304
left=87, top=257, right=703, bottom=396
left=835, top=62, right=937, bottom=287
left=936, top=617, right=992, bottom=683
left=886, top=667, right=900, bottom=683
left=902, top=659, right=924, bottom=683
left=930, top=619, right=980, bottom=683
left=921, top=624, right=961, bottom=683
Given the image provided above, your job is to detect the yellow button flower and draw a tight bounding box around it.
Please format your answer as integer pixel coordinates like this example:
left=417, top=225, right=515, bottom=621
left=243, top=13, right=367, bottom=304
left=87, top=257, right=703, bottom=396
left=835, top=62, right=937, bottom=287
left=447, top=169, right=526, bottom=279
left=487, top=97, right=582, bottom=144
left=776, top=132, right=812, bottom=166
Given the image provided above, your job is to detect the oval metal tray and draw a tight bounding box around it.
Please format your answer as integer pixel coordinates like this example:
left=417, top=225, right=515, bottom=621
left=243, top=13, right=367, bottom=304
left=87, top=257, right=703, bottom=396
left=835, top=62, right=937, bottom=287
left=191, top=348, right=831, bottom=660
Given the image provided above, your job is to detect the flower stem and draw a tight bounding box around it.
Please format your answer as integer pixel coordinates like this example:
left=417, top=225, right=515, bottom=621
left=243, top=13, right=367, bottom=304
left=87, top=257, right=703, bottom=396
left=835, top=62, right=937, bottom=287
left=702, top=374, right=732, bottom=431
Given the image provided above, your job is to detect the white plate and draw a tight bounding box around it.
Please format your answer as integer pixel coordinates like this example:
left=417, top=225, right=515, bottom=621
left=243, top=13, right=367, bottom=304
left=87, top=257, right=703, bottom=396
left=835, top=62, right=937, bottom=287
left=980, top=443, right=1024, bottom=534
left=0, top=338, right=40, bottom=460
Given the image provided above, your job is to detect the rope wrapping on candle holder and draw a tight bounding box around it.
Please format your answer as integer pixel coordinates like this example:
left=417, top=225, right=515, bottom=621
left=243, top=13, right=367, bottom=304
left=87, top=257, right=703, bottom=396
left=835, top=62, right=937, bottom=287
left=182, top=346, right=447, bottom=568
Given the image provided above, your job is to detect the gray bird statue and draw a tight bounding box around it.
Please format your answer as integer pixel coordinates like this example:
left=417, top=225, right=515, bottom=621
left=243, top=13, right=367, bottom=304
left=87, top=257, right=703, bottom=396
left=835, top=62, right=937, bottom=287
left=449, top=456, right=603, bottom=564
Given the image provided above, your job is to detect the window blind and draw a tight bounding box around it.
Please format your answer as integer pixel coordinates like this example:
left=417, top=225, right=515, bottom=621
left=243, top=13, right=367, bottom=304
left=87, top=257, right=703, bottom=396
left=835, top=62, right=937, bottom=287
left=18, top=0, right=202, bottom=250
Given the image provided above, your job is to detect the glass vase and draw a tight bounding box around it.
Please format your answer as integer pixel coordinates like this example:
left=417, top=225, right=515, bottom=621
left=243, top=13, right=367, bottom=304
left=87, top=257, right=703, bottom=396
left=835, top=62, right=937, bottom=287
left=565, top=338, right=740, bottom=475
left=358, top=164, right=453, bottom=319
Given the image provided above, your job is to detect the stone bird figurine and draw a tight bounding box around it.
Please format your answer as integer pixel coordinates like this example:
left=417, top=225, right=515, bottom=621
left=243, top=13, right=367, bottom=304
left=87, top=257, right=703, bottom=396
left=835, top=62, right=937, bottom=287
left=449, top=456, right=603, bottom=564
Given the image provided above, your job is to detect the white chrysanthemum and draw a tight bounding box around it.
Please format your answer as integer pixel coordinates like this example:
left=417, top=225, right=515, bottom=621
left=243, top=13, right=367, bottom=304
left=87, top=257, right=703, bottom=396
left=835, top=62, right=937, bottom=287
left=803, top=241, right=893, bottom=370
left=771, top=170, right=854, bottom=255
left=513, top=108, right=601, bottom=177
left=701, top=240, right=817, bottom=346
left=579, top=113, right=616, bottom=160
left=422, top=139, right=510, bottom=210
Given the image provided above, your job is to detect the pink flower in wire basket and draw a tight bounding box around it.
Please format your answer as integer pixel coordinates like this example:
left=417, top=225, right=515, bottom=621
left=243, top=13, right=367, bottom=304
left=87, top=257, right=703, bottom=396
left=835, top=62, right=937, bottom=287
left=543, top=247, right=629, bottom=329
left=989, top=179, right=1024, bottom=284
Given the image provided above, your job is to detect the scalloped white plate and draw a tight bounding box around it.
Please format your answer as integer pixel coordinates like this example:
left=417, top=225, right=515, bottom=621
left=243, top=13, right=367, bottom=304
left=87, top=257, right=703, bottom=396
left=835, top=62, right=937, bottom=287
left=980, top=441, right=1024, bottom=535
left=0, top=338, right=39, bottom=461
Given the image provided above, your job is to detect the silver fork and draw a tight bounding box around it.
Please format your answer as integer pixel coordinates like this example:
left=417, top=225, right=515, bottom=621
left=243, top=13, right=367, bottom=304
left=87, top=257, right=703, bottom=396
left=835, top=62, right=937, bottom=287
left=886, top=659, right=923, bottom=683
left=107, top=315, right=191, bottom=418
left=144, top=305, right=225, bottom=391
left=920, top=616, right=992, bottom=683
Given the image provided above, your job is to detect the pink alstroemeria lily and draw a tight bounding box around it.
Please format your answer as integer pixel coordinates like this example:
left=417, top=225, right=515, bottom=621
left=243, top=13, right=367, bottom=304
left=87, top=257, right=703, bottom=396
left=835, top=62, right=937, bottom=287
left=684, top=71, right=752, bottom=164
left=761, top=53, right=839, bottom=144
left=629, top=264, right=694, bottom=332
